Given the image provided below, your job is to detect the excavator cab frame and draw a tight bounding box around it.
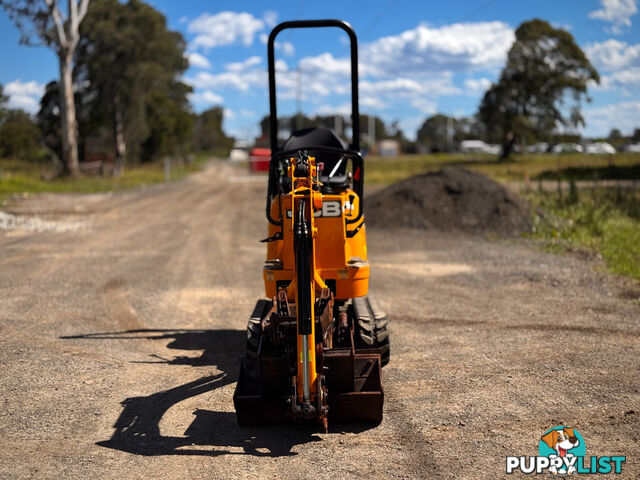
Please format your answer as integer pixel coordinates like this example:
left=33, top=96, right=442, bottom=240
left=234, top=19, right=388, bottom=433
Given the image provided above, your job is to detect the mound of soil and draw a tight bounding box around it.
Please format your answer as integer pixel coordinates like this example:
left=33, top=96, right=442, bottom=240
left=366, top=167, right=531, bottom=235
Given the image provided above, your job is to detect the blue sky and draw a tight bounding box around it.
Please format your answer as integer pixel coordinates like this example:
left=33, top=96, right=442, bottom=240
left=1, top=0, right=639, bottom=141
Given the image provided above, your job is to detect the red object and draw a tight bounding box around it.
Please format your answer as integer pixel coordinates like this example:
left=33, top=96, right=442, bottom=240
left=249, top=148, right=271, bottom=172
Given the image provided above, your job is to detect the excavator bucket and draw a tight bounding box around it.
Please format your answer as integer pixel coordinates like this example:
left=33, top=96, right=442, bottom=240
left=323, top=351, right=383, bottom=423
left=234, top=294, right=384, bottom=427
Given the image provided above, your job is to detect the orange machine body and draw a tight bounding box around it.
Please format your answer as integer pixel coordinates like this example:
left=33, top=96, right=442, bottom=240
left=263, top=182, right=369, bottom=302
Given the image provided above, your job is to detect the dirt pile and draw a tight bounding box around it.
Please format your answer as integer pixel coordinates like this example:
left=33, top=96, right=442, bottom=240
left=366, top=167, right=531, bottom=235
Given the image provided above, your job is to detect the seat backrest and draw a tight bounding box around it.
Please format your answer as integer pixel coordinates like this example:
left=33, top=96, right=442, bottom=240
left=283, top=127, right=347, bottom=176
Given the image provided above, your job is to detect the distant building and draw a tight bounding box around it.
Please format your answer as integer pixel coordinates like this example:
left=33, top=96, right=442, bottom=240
left=460, top=140, right=500, bottom=154
left=378, top=139, right=400, bottom=157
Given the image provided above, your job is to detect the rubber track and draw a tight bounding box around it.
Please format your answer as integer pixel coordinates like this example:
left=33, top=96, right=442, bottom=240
left=353, top=294, right=390, bottom=366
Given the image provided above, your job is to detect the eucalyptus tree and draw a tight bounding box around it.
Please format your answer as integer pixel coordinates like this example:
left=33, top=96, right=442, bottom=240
left=478, top=19, right=599, bottom=159
left=1, top=0, right=90, bottom=175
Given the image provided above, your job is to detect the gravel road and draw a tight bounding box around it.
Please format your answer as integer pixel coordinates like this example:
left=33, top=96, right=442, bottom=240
left=1, top=160, right=638, bottom=479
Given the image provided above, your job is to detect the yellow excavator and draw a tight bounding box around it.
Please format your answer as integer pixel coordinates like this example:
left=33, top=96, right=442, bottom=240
left=233, top=20, right=389, bottom=432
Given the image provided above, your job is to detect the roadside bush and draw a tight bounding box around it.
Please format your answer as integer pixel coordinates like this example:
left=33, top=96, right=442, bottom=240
left=0, top=110, right=42, bottom=161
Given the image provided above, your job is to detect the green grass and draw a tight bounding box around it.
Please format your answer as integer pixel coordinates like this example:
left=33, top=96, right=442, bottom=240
left=365, top=152, right=640, bottom=282
left=526, top=188, right=640, bottom=281
left=364, top=152, right=640, bottom=184
left=0, top=153, right=212, bottom=204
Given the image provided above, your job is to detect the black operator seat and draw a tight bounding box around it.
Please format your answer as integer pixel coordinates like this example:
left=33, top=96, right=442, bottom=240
left=283, top=127, right=351, bottom=193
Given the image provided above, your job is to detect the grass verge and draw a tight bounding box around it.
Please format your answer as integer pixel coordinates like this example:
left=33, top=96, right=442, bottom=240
left=364, top=152, right=640, bottom=184
left=0, top=153, right=212, bottom=204
left=526, top=188, right=640, bottom=281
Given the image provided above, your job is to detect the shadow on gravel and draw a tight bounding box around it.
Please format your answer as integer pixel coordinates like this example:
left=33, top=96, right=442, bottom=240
left=61, top=329, right=323, bottom=457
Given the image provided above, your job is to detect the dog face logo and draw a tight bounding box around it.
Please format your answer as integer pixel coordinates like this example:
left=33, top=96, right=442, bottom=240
left=539, top=426, right=586, bottom=475
left=541, top=427, right=580, bottom=458
left=507, top=426, right=626, bottom=475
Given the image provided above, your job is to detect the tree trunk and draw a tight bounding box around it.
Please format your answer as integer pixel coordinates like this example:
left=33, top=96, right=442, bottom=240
left=113, top=94, right=126, bottom=176
left=500, top=130, right=515, bottom=161
left=58, top=51, right=80, bottom=176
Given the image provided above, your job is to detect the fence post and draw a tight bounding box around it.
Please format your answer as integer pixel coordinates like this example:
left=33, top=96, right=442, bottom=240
left=164, top=157, right=171, bottom=182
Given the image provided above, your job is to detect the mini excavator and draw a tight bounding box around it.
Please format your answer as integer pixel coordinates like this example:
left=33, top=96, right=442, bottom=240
left=233, top=20, right=389, bottom=432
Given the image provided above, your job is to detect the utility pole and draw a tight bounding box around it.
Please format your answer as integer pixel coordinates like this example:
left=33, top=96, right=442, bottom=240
left=334, top=114, right=342, bottom=137
left=368, top=115, right=375, bottom=150
left=295, top=66, right=302, bottom=131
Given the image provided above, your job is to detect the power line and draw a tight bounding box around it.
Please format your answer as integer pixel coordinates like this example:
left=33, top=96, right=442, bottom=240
left=457, top=0, right=499, bottom=22
left=360, top=0, right=400, bottom=36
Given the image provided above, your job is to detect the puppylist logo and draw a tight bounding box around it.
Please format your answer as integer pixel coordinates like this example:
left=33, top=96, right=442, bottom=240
left=506, top=426, right=626, bottom=475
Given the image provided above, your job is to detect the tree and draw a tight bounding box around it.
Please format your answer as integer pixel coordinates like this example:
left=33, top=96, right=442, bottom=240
left=478, top=19, right=599, bottom=159
left=75, top=0, right=193, bottom=168
left=608, top=128, right=622, bottom=140
left=0, top=84, right=8, bottom=120
left=417, top=114, right=486, bottom=151
left=1, top=0, right=90, bottom=175
left=417, top=114, right=452, bottom=152
left=633, top=128, right=640, bottom=143
left=0, top=109, right=42, bottom=160
left=192, top=107, right=233, bottom=153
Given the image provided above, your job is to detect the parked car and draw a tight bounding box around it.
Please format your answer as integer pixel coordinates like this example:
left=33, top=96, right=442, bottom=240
left=525, top=142, right=549, bottom=153
left=551, top=143, right=583, bottom=153
left=459, top=140, right=501, bottom=155
left=624, top=143, right=640, bottom=153
left=585, top=142, right=616, bottom=154
left=229, top=148, right=249, bottom=162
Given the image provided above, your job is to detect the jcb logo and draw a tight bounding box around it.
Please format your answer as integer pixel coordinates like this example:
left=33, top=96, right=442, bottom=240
left=286, top=201, right=342, bottom=218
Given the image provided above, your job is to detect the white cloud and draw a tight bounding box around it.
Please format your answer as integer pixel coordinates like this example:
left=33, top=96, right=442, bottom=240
left=183, top=20, right=524, bottom=132
left=275, top=59, right=289, bottom=72
left=225, top=56, right=262, bottom=72
left=583, top=100, right=640, bottom=136
left=188, top=12, right=264, bottom=49
left=585, top=39, right=640, bottom=93
left=410, top=98, right=437, bottom=114
left=585, top=39, right=640, bottom=71
left=258, top=31, right=294, bottom=56
left=263, top=10, right=278, bottom=28
left=313, top=102, right=352, bottom=116
left=598, top=66, right=640, bottom=91
left=551, top=22, right=572, bottom=31
left=224, top=108, right=257, bottom=119
left=360, top=75, right=460, bottom=98
left=178, top=16, right=188, bottom=24
left=189, top=90, right=224, bottom=106
left=188, top=70, right=265, bottom=91
left=4, top=79, right=44, bottom=113
left=398, top=117, right=425, bottom=141
left=280, top=21, right=509, bottom=109
left=187, top=52, right=211, bottom=69
left=299, top=53, right=352, bottom=76
left=281, top=41, right=295, bottom=56
left=589, top=0, right=638, bottom=34
left=361, top=21, right=515, bottom=76
left=184, top=56, right=288, bottom=94
left=360, top=96, right=388, bottom=110
left=463, top=77, right=492, bottom=95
